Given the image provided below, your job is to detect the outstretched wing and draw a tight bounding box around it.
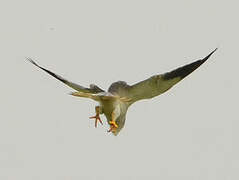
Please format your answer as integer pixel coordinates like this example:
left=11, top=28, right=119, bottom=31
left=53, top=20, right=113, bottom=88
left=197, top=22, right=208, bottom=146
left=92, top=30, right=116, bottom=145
left=27, top=58, right=104, bottom=93
left=125, top=48, right=217, bottom=104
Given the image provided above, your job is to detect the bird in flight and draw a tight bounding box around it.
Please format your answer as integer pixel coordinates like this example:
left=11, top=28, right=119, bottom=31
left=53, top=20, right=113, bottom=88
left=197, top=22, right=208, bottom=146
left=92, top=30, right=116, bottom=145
left=27, top=48, right=217, bottom=135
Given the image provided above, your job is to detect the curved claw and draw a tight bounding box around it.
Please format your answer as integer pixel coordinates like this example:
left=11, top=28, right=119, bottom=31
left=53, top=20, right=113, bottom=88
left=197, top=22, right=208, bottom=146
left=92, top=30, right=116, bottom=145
left=89, top=115, right=103, bottom=128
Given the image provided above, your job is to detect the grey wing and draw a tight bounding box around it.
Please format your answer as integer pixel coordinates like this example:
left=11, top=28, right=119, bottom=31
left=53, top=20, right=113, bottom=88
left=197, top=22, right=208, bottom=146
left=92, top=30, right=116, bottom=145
left=27, top=58, right=104, bottom=93
left=126, top=48, right=217, bottom=104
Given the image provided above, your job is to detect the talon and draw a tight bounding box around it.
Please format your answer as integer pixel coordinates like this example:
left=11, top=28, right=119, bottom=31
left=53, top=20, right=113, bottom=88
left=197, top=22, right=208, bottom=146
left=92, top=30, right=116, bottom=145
left=89, top=106, right=103, bottom=128
left=107, top=120, right=118, bottom=133
left=89, top=114, right=103, bottom=128
left=109, top=120, right=118, bottom=128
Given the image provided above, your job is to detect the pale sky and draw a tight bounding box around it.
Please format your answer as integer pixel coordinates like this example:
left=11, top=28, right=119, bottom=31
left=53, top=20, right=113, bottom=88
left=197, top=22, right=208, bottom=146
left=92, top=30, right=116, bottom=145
left=0, top=0, right=238, bottom=179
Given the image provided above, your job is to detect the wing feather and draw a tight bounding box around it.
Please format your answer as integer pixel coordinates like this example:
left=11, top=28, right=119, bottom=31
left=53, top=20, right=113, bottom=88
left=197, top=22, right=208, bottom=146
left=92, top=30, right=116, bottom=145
left=126, top=49, right=217, bottom=103
left=27, top=58, right=104, bottom=93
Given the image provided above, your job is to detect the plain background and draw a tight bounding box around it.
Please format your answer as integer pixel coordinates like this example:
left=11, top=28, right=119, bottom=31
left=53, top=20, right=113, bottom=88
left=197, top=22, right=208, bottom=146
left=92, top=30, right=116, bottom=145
left=0, top=0, right=238, bottom=179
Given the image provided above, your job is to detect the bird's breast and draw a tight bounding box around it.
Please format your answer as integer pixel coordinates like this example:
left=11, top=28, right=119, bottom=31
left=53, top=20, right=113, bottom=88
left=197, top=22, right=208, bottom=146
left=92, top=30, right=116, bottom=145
left=101, top=100, right=118, bottom=116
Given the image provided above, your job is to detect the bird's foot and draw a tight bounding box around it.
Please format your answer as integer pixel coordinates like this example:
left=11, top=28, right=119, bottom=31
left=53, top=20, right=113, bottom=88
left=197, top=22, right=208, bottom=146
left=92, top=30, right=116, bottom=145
left=89, top=107, right=103, bottom=127
left=107, top=120, right=118, bottom=133
left=89, top=114, right=103, bottom=127
left=90, top=107, right=103, bottom=127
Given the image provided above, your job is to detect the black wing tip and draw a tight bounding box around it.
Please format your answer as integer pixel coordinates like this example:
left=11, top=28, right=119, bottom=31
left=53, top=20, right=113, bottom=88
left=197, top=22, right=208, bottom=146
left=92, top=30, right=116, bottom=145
left=26, top=57, right=68, bottom=84
left=163, top=48, right=217, bottom=80
left=26, top=57, right=39, bottom=67
left=202, top=48, right=218, bottom=62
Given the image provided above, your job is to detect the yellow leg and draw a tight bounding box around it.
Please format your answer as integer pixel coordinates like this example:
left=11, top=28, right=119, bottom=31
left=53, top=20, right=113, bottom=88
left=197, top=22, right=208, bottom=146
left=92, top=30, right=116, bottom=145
left=89, top=106, right=103, bottom=128
left=108, top=112, right=118, bottom=133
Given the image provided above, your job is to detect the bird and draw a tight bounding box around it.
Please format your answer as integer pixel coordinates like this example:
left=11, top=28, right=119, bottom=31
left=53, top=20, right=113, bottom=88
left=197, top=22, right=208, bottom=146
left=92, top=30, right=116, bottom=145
left=27, top=48, right=217, bottom=135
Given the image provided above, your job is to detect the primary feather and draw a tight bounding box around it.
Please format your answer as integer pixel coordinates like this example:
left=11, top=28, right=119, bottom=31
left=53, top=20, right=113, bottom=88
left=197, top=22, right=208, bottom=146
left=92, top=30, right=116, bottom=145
left=27, top=58, right=104, bottom=93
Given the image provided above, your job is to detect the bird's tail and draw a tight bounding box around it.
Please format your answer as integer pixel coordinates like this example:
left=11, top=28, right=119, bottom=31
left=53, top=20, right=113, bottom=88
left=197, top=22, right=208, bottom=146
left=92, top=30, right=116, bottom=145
left=70, top=91, right=132, bottom=102
left=69, top=92, right=100, bottom=101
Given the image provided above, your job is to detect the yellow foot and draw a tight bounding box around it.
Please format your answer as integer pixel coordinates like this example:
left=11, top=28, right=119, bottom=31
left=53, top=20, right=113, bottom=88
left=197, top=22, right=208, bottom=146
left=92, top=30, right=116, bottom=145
left=107, top=120, right=118, bottom=133
left=89, top=106, right=103, bottom=128
left=89, top=114, right=102, bottom=128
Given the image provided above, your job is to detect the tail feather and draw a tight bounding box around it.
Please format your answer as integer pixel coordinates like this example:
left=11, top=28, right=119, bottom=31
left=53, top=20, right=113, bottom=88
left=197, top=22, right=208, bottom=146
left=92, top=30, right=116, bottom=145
left=70, top=91, right=132, bottom=102
left=70, top=92, right=99, bottom=101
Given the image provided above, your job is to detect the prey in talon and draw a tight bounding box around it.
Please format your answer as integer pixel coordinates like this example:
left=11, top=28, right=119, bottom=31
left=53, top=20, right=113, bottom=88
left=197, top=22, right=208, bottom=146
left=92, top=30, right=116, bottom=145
left=26, top=48, right=217, bottom=135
